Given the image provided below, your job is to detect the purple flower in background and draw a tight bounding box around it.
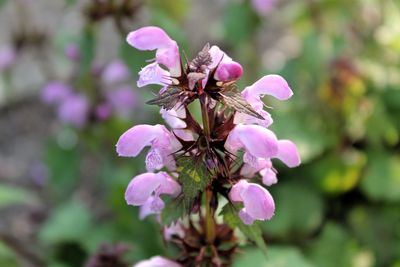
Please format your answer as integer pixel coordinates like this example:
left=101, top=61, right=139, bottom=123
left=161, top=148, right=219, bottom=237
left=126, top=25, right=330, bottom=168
left=102, top=60, right=130, bottom=85
left=0, top=46, right=17, bottom=71
left=134, top=256, right=181, bottom=267
left=95, top=102, right=112, bottom=121
left=105, top=85, right=137, bottom=118
left=41, top=81, right=73, bottom=104
left=251, top=0, right=276, bottom=15
left=57, top=93, right=89, bottom=128
left=64, top=44, right=80, bottom=62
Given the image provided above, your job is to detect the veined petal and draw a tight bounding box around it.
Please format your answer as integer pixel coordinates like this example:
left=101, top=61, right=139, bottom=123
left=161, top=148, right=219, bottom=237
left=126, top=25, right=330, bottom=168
left=138, top=62, right=170, bottom=88
left=125, top=173, right=163, bottom=206
left=116, top=124, right=167, bottom=157
left=160, top=106, right=186, bottom=129
left=245, top=74, right=293, bottom=101
left=275, top=140, right=301, bottom=167
left=139, top=196, right=160, bottom=220
left=225, top=124, right=278, bottom=158
left=134, top=256, right=182, bottom=267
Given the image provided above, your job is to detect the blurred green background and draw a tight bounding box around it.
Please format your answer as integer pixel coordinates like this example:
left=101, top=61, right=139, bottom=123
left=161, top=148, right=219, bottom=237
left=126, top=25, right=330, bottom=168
left=0, top=0, right=399, bottom=266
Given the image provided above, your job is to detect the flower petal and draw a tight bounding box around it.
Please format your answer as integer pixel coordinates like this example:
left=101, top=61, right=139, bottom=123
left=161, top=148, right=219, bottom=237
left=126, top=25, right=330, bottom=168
left=135, top=256, right=182, bottom=267
left=241, top=182, right=275, bottom=221
left=275, top=140, right=301, bottom=167
left=116, top=124, right=167, bottom=157
left=156, top=172, right=181, bottom=197
left=260, top=168, right=277, bottom=186
left=137, top=62, right=170, bottom=87
left=127, top=26, right=180, bottom=73
left=215, top=61, right=243, bottom=81
left=245, top=74, right=293, bottom=101
left=225, top=124, right=278, bottom=158
left=125, top=173, right=163, bottom=206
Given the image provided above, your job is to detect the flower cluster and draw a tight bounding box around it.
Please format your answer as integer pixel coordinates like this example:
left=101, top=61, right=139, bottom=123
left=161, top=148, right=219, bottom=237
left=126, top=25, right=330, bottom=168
left=116, top=26, right=300, bottom=266
left=41, top=45, right=136, bottom=128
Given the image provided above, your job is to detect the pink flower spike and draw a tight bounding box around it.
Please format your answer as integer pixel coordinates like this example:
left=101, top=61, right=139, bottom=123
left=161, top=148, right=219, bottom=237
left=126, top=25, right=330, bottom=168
left=134, top=256, right=182, bottom=267
left=244, top=74, right=293, bottom=101
left=127, top=26, right=180, bottom=74
left=275, top=140, right=301, bottom=167
left=116, top=124, right=173, bottom=157
left=225, top=124, right=278, bottom=158
left=229, top=180, right=275, bottom=225
left=138, top=62, right=170, bottom=88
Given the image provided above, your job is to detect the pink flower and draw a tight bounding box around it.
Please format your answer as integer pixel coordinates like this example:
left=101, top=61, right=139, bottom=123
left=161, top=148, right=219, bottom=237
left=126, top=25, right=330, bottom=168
left=225, top=124, right=278, bottom=158
left=95, top=103, right=112, bottom=121
left=41, top=81, right=73, bottom=105
left=57, top=93, right=89, bottom=128
left=0, top=46, right=17, bottom=71
left=125, top=172, right=181, bottom=218
left=101, top=60, right=130, bottom=85
left=127, top=26, right=181, bottom=76
left=134, top=256, right=181, bottom=267
left=229, top=180, right=275, bottom=225
left=137, top=62, right=170, bottom=88
left=209, top=45, right=243, bottom=81
left=116, top=124, right=181, bottom=171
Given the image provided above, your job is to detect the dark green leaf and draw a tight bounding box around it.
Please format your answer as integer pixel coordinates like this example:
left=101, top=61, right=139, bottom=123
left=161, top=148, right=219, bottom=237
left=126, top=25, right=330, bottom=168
left=146, top=86, right=182, bottom=110
left=176, top=157, right=211, bottom=210
left=219, top=90, right=264, bottom=120
left=160, top=197, right=185, bottom=225
left=221, top=203, right=267, bottom=254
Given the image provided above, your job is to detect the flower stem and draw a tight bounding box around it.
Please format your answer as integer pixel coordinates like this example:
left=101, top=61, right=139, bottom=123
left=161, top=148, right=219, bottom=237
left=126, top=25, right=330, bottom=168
left=200, top=95, right=211, bottom=140
left=205, top=188, right=216, bottom=244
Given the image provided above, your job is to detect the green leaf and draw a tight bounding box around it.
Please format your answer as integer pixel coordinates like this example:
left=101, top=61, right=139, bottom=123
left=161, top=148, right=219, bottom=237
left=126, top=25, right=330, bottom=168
left=0, top=184, right=37, bottom=208
left=219, top=90, right=264, bottom=120
left=177, top=157, right=211, bottom=210
left=361, top=151, right=400, bottom=202
left=233, top=246, right=314, bottom=267
left=146, top=86, right=182, bottom=110
left=221, top=203, right=267, bottom=254
left=0, top=0, right=8, bottom=10
left=39, top=200, right=92, bottom=244
left=262, top=183, right=324, bottom=238
left=65, top=0, right=77, bottom=6
left=160, top=197, right=185, bottom=225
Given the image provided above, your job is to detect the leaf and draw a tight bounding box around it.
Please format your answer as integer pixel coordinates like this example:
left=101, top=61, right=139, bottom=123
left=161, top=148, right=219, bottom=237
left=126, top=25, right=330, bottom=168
left=261, top=183, right=324, bottom=238
left=176, top=157, right=211, bottom=210
left=0, top=184, right=37, bottom=208
left=160, top=197, right=185, bottom=225
left=233, top=246, right=314, bottom=267
left=219, top=90, right=264, bottom=120
left=39, top=200, right=92, bottom=244
left=146, top=86, right=182, bottom=110
left=360, top=151, right=400, bottom=202
left=221, top=203, right=267, bottom=254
